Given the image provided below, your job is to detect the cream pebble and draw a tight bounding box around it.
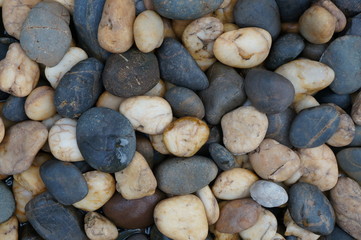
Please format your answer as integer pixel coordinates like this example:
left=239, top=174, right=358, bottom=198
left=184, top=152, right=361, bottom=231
left=212, top=168, right=258, bottom=200
left=13, top=165, right=46, bottom=195
left=73, top=171, right=115, bottom=211
left=45, top=47, right=88, bottom=88
left=221, top=106, right=268, bottom=155
left=182, top=17, right=224, bottom=71
left=275, top=59, right=335, bottom=102
left=250, top=180, right=288, bottom=208
left=96, top=91, right=125, bottom=111
left=149, top=133, right=170, bottom=155
left=163, top=117, right=209, bottom=157
left=239, top=209, right=277, bottom=240
left=213, top=27, right=272, bottom=68
left=293, top=95, right=320, bottom=113
left=284, top=210, right=320, bottom=240
left=144, top=79, right=167, bottom=97
left=84, top=212, right=118, bottom=240
left=25, top=86, right=56, bottom=121
left=298, top=144, right=338, bottom=191
left=0, top=216, right=18, bottom=240
left=12, top=179, right=33, bottom=222
left=196, top=185, right=220, bottom=225
left=154, top=194, right=208, bottom=240
left=48, top=118, right=84, bottom=162
left=249, top=139, right=301, bottom=182
left=115, top=152, right=157, bottom=200
left=134, top=10, right=164, bottom=53
left=0, top=43, right=39, bottom=97
left=119, top=96, right=173, bottom=135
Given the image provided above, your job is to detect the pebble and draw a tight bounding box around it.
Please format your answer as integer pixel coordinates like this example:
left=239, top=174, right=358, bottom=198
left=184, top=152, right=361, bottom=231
left=216, top=198, right=262, bottom=234
left=45, top=47, right=88, bottom=89
left=40, top=159, right=88, bottom=205
left=76, top=107, right=136, bottom=173
left=0, top=216, right=18, bottom=240
left=96, top=91, right=125, bottom=111
left=98, top=0, right=135, bottom=53
left=164, top=87, right=205, bottom=119
left=208, top=143, right=236, bottom=171
left=48, top=118, right=84, bottom=162
left=284, top=210, right=320, bottom=240
left=13, top=165, right=46, bottom=195
left=265, top=33, right=305, bottom=70
left=2, top=96, right=28, bottom=122
left=239, top=209, right=278, bottom=240
left=20, top=224, right=42, bottom=240
left=134, top=10, right=164, bottom=53
left=55, top=58, right=104, bottom=118
left=336, top=148, right=361, bottom=183
left=330, top=177, right=361, bottom=239
left=245, top=69, right=295, bottom=114
left=84, top=212, right=118, bottom=240
left=346, top=13, right=361, bottom=36
left=293, top=95, right=320, bottom=113
left=150, top=225, right=172, bottom=240
left=320, top=35, right=361, bottom=94
left=288, top=182, right=335, bottom=235
left=275, top=0, right=311, bottom=22
left=196, top=186, right=220, bottom=225
left=155, top=155, right=218, bottom=195
left=154, top=194, right=208, bottom=240
left=163, top=117, right=209, bottom=157
left=12, top=179, right=33, bottom=222
left=25, top=86, right=56, bottom=121
left=103, top=49, right=159, bottom=98
left=26, top=192, right=88, bottom=240
left=20, top=1, right=72, bottom=67
left=249, top=139, right=301, bottom=182
left=289, top=105, right=340, bottom=148
left=213, top=28, right=272, bottom=68
left=275, top=59, right=335, bottom=103
left=73, top=170, right=115, bottom=211
left=221, top=106, right=268, bottom=155
left=332, top=0, right=361, bottom=17
left=150, top=134, right=170, bottom=155
left=352, top=91, right=361, bottom=125
left=135, top=134, right=154, bottom=167
left=103, top=190, right=165, bottom=229
left=301, top=42, right=328, bottom=61
left=315, top=88, right=351, bottom=113
left=152, top=0, right=223, bottom=20
left=266, top=108, right=296, bottom=148
left=115, top=151, right=157, bottom=200
left=0, top=181, right=15, bottom=224
left=298, top=144, right=338, bottom=191
left=212, top=168, right=259, bottom=200
left=250, top=180, right=288, bottom=208
left=233, top=0, right=281, bottom=39
left=0, top=121, right=48, bottom=175
left=322, top=225, right=354, bottom=240
left=199, top=62, right=246, bottom=125
left=0, top=42, right=39, bottom=97
left=156, top=38, right=209, bottom=91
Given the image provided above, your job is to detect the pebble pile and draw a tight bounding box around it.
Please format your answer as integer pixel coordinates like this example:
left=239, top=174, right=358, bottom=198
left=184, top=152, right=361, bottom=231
left=0, top=0, right=360, bottom=240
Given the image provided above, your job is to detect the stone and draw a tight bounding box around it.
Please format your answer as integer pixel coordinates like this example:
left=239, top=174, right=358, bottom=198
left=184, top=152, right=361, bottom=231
left=239, top=209, right=277, bottom=240
left=250, top=180, right=288, bottom=208
left=196, top=186, right=220, bottom=225
left=208, top=143, right=236, bottom=171
left=76, top=107, right=136, bottom=173
left=13, top=165, right=46, bottom=195
left=2, top=96, right=28, bottom=122
left=103, top=190, right=165, bottom=229
left=0, top=181, right=15, bottom=224
left=12, top=180, right=33, bottom=222
left=315, top=88, right=351, bottom=112
left=84, top=212, right=118, bottom=240
left=40, top=159, right=88, bottom=205
left=55, top=58, right=104, bottom=118
left=336, top=148, right=361, bottom=183
left=288, top=182, right=335, bottom=235
left=275, top=0, right=311, bottom=22
left=266, top=108, right=296, bottom=148
left=322, top=225, right=354, bottom=240
left=0, top=216, right=18, bottom=240
left=155, top=156, right=218, bottom=195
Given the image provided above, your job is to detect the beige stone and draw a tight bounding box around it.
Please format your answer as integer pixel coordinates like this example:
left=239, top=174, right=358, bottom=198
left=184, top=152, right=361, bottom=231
left=196, top=186, right=220, bottom=225
left=239, top=209, right=277, bottom=240
left=12, top=179, right=33, bottom=222
left=13, top=165, right=46, bottom=195
left=25, top=86, right=56, bottom=121
left=0, top=216, right=18, bottom=240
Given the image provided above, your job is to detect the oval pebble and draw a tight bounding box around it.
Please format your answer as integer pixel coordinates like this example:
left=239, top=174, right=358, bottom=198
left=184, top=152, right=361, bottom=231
left=336, top=148, right=361, bottom=183
left=288, top=182, right=335, bottom=235
left=2, top=96, right=28, bottom=122
left=0, top=181, right=15, bottom=224
left=26, top=192, right=88, bottom=240
left=266, top=108, right=296, bottom=148
left=209, top=143, right=235, bottom=171
left=25, top=86, right=56, bottom=121
left=250, top=180, right=288, bottom=208
left=239, top=209, right=277, bottom=240
left=155, top=156, right=218, bottom=195
left=55, top=58, right=104, bottom=118
left=84, top=212, right=119, bottom=240
left=76, top=107, right=136, bottom=173
left=40, top=159, right=88, bottom=205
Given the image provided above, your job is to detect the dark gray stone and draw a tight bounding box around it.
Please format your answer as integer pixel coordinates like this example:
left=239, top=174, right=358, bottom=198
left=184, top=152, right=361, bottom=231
left=0, top=181, right=15, bottom=224
left=76, top=107, right=136, bottom=173
left=234, top=0, right=281, bottom=39
left=320, top=36, right=361, bottom=94
left=164, top=86, right=205, bottom=119
left=336, top=148, right=361, bottom=183
left=156, top=38, right=209, bottom=91
left=275, top=0, right=311, bottom=22
left=332, top=0, right=361, bottom=17
left=103, top=49, right=159, bottom=97
left=2, top=96, right=28, bottom=122
left=25, top=192, right=88, bottom=240
left=289, top=182, right=335, bottom=235
left=245, top=69, right=295, bottom=114
left=315, top=88, right=351, bottom=110
left=40, top=159, right=88, bottom=205
left=321, top=225, right=354, bottom=240
left=20, top=1, right=71, bottom=67
left=348, top=125, right=361, bottom=147
left=301, top=42, right=328, bottom=61
left=152, top=0, right=223, bottom=20
left=289, top=105, right=340, bottom=148
left=266, top=108, right=296, bottom=148
left=265, top=33, right=305, bottom=70
left=73, top=0, right=110, bottom=61
left=55, top=58, right=104, bottom=118
left=199, top=62, right=246, bottom=125
left=20, top=224, right=43, bottom=240
left=346, top=13, right=361, bottom=36
left=155, top=155, right=218, bottom=195
left=209, top=143, right=235, bottom=171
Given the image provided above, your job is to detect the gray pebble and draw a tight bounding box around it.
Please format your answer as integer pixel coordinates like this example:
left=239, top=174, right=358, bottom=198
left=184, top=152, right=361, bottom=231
left=250, top=180, right=288, bottom=208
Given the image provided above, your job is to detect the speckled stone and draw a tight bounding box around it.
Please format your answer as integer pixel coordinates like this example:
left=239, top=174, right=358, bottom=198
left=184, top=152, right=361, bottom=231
left=288, top=182, right=335, bottom=235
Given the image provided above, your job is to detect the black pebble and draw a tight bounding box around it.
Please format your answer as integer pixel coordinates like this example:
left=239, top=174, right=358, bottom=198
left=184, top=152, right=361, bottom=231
left=209, top=143, right=235, bottom=171
left=2, top=95, right=28, bottom=122
left=275, top=0, right=311, bottom=22
left=266, top=108, right=296, bottom=148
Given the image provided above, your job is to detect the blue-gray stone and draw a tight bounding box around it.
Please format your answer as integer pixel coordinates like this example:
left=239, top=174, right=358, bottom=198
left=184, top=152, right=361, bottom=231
left=0, top=181, right=15, bottom=224
left=336, top=148, right=361, bottom=183
left=275, top=0, right=311, bottom=22
left=315, top=88, right=351, bottom=110
left=2, top=96, right=28, bottom=122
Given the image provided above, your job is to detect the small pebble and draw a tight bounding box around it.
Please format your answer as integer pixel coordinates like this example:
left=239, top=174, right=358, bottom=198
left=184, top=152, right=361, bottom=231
left=250, top=180, right=288, bottom=208
left=0, top=181, right=15, bottom=224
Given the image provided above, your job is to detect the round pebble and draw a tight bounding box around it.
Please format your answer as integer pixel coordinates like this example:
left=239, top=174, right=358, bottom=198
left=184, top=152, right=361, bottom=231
left=250, top=180, right=288, bottom=208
